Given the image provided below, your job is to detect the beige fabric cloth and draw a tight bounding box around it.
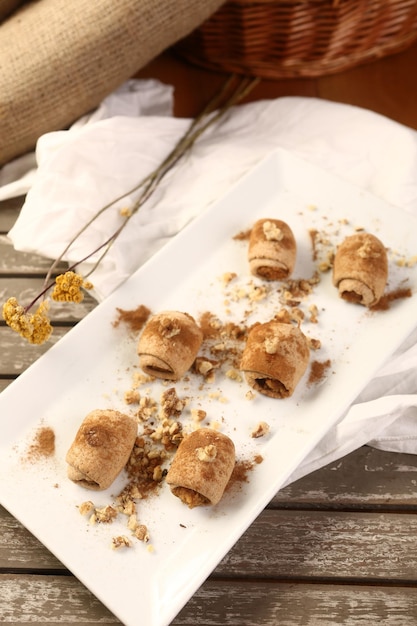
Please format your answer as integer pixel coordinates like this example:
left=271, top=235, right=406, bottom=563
left=0, top=0, right=224, bottom=166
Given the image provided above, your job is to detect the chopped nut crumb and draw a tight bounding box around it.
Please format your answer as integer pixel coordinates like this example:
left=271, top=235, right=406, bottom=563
left=225, top=368, right=243, bottom=382
left=307, top=336, right=322, bottom=350
left=91, top=505, right=118, bottom=524
left=221, top=272, right=237, bottom=284
left=196, top=444, right=217, bottom=462
left=191, top=408, right=207, bottom=422
left=78, top=501, right=94, bottom=516
left=124, top=389, right=141, bottom=405
left=264, top=336, right=279, bottom=354
left=135, top=524, right=150, bottom=542
left=251, top=422, right=270, bottom=438
left=263, top=220, right=284, bottom=241
left=112, top=536, right=131, bottom=549
left=309, top=304, right=319, bottom=323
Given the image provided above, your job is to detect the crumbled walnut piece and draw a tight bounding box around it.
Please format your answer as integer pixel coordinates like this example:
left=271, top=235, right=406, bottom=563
left=290, top=307, right=304, bottom=323
left=225, top=368, right=243, bottom=382
left=274, top=308, right=292, bottom=324
left=245, top=390, right=256, bottom=400
left=358, top=242, right=381, bottom=259
left=124, top=389, right=141, bottom=405
left=196, top=444, right=217, bottom=462
left=160, top=387, right=187, bottom=419
left=221, top=272, right=237, bottom=284
left=263, top=220, right=284, bottom=241
left=135, top=524, right=150, bottom=542
left=264, top=336, right=279, bottom=354
left=159, top=318, right=181, bottom=338
left=251, top=422, right=270, bottom=438
left=78, top=501, right=94, bottom=516
left=307, top=336, right=321, bottom=350
left=309, top=304, right=319, bottom=323
left=191, top=408, right=207, bottom=422
left=112, top=535, right=131, bottom=549
left=92, top=505, right=118, bottom=524
left=127, top=514, right=139, bottom=531
left=136, top=396, right=158, bottom=421
left=248, top=283, right=269, bottom=302
left=194, top=356, right=219, bottom=379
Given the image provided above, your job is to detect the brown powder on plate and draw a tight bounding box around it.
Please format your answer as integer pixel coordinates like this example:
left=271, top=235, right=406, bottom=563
left=226, top=454, right=263, bottom=492
left=113, top=304, right=151, bottom=333
left=233, top=228, right=251, bottom=241
left=370, top=287, right=412, bottom=311
left=307, top=359, right=331, bottom=387
left=26, top=426, right=55, bottom=461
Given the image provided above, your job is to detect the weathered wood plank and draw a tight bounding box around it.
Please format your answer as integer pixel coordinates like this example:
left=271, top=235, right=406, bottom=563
left=0, top=574, right=120, bottom=624
left=0, top=236, right=68, bottom=275
left=274, top=446, right=417, bottom=509
left=0, top=327, right=70, bottom=375
left=0, top=378, right=14, bottom=392
left=2, top=575, right=417, bottom=626
left=176, top=580, right=417, bottom=626
left=0, top=196, right=24, bottom=232
left=3, top=505, right=417, bottom=582
left=214, top=509, right=417, bottom=581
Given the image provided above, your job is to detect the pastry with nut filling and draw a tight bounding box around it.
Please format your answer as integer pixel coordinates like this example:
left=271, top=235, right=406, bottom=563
left=166, top=428, right=235, bottom=508
left=66, top=409, right=137, bottom=491
left=332, top=232, right=388, bottom=307
left=240, top=321, right=310, bottom=399
left=248, top=218, right=297, bottom=280
left=137, top=311, right=203, bottom=380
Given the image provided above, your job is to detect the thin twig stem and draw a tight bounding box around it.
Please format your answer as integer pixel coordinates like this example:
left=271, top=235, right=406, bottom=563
left=38, top=74, right=259, bottom=302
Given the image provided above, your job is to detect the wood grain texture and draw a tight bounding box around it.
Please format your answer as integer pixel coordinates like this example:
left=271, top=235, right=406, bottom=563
left=2, top=505, right=417, bottom=580
left=2, top=576, right=417, bottom=625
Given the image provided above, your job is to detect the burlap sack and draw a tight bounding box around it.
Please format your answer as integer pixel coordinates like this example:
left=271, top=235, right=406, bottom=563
left=0, top=0, right=225, bottom=166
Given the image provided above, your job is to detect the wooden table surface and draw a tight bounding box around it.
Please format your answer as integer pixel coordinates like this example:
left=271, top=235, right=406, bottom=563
left=1, top=41, right=417, bottom=625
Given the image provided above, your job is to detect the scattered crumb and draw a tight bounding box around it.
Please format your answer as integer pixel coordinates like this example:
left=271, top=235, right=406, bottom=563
left=251, top=422, right=270, bottom=438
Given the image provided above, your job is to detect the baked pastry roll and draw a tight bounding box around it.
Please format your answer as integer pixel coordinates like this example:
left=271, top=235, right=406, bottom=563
left=166, top=428, right=235, bottom=508
left=333, top=232, right=388, bottom=307
left=240, top=321, right=310, bottom=398
left=137, top=311, right=203, bottom=380
left=66, top=409, right=137, bottom=491
left=248, top=218, right=297, bottom=280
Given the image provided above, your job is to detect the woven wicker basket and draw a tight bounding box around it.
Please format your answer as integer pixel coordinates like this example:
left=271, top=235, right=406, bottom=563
left=175, top=0, right=417, bottom=78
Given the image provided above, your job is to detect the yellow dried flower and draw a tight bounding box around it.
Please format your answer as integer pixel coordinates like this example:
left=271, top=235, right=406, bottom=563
left=2, top=297, right=52, bottom=345
left=51, top=271, right=92, bottom=303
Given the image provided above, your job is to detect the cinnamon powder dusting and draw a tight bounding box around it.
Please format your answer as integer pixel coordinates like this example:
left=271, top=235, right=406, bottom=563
left=26, top=426, right=55, bottom=461
left=233, top=228, right=251, bottom=241
left=226, top=454, right=263, bottom=492
left=307, top=359, right=331, bottom=387
left=370, top=287, right=412, bottom=311
left=113, top=305, right=151, bottom=333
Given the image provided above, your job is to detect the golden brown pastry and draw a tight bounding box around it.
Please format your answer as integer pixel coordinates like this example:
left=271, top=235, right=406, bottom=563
left=240, top=321, right=310, bottom=398
left=248, top=218, right=297, bottom=280
left=137, top=310, right=203, bottom=380
left=166, top=428, right=235, bottom=508
left=332, top=232, right=388, bottom=307
left=66, top=409, right=137, bottom=491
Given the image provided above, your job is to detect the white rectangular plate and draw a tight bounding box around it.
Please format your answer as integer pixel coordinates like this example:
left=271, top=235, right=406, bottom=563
left=1, top=148, right=417, bottom=626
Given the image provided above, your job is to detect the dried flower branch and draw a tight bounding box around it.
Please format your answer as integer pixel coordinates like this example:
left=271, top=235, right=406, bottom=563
left=2, top=75, right=259, bottom=344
